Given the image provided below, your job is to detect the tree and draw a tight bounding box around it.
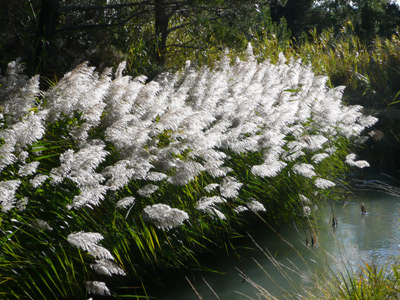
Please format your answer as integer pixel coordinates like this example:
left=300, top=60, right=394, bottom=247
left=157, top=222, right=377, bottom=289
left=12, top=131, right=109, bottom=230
left=270, top=0, right=314, bottom=37
left=1, top=0, right=283, bottom=79
left=309, top=0, right=400, bottom=40
left=35, top=0, right=60, bottom=71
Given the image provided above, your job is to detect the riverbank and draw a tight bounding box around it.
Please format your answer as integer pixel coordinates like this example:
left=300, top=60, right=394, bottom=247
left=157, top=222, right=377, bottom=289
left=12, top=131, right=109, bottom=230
left=145, top=186, right=400, bottom=300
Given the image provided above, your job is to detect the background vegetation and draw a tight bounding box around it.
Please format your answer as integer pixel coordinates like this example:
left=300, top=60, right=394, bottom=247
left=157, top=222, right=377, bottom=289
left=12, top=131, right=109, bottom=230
left=1, top=1, right=399, bottom=164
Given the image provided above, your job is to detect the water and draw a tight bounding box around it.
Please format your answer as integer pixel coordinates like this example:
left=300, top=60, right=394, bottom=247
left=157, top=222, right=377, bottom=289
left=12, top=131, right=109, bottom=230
left=149, top=189, right=400, bottom=300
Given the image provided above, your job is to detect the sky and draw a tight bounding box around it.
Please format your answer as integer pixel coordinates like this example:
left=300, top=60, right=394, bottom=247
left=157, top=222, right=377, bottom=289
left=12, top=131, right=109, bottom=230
left=315, top=0, right=400, bottom=8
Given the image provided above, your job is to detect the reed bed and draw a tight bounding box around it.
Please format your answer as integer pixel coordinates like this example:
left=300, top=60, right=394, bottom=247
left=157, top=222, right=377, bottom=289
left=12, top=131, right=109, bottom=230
left=188, top=23, right=400, bottom=108
left=0, top=46, right=376, bottom=298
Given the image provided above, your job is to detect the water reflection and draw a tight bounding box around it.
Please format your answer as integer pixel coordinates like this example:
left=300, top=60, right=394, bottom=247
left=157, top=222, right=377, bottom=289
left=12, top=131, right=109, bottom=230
left=150, top=190, right=400, bottom=300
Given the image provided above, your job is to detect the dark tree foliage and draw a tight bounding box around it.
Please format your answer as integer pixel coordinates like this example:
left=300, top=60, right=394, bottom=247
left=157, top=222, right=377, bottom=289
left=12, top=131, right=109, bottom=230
left=0, top=0, right=399, bottom=80
left=270, top=0, right=314, bottom=37
left=0, top=0, right=41, bottom=67
left=0, top=0, right=281, bottom=79
left=308, top=0, right=400, bottom=40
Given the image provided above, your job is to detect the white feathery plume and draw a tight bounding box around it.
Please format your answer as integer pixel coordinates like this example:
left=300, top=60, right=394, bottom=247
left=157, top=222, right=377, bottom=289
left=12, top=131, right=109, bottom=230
left=204, top=183, right=219, bottom=193
left=300, top=135, right=328, bottom=151
left=314, top=178, right=336, bottom=189
left=353, top=160, right=370, bottom=168
left=187, top=65, right=209, bottom=108
left=303, top=206, right=311, bottom=216
left=325, top=147, right=337, bottom=155
left=53, top=142, right=108, bottom=188
left=16, top=197, right=28, bottom=211
left=18, top=151, right=29, bottom=163
left=18, top=161, right=40, bottom=177
left=71, top=142, right=108, bottom=173
left=345, top=153, right=357, bottom=164
left=82, top=102, right=107, bottom=124
left=9, top=112, right=47, bottom=149
left=357, top=115, right=378, bottom=128
left=1, top=72, right=40, bottom=123
left=196, top=196, right=225, bottom=210
left=203, top=160, right=226, bottom=178
left=312, top=153, right=330, bottom=164
left=29, top=174, right=49, bottom=188
left=263, top=146, right=285, bottom=162
left=85, top=281, right=111, bottom=296
left=234, top=205, right=249, bottom=213
left=137, top=184, right=159, bottom=197
left=146, top=172, right=167, bottom=182
left=292, top=163, right=316, bottom=179
left=247, top=199, right=266, bottom=212
left=345, top=153, right=370, bottom=168
left=0, top=180, right=21, bottom=212
left=128, top=151, right=154, bottom=180
left=45, top=62, right=98, bottom=122
left=299, top=194, right=311, bottom=205
left=142, top=204, right=189, bottom=230
left=75, top=70, right=110, bottom=126
left=339, top=123, right=365, bottom=139
left=286, top=140, right=305, bottom=153
left=31, top=219, right=53, bottom=231
left=224, top=134, right=261, bottom=154
left=50, top=149, right=74, bottom=185
left=339, top=105, right=363, bottom=125
left=134, top=81, right=165, bottom=120
left=116, top=197, right=135, bottom=209
left=167, top=160, right=205, bottom=186
left=68, top=232, right=105, bottom=246
left=195, top=196, right=226, bottom=219
left=179, top=111, right=216, bottom=136
left=102, top=77, right=137, bottom=126
left=210, top=208, right=226, bottom=220
left=67, top=184, right=108, bottom=209
left=103, top=160, right=135, bottom=191
left=69, top=122, right=94, bottom=144
left=251, top=160, right=287, bottom=178
left=220, top=176, right=242, bottom=199
left=282, top=150, right=305, bottom=162
left=67, top=231, right=114, bottom=260
left=91, top=259, right=126, bottom=276
left=0, top=142, right=17, bottom=172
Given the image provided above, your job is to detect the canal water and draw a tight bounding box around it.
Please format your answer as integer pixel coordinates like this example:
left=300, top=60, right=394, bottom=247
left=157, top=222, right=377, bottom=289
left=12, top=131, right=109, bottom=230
left=149, top=183, right=400, bottom=299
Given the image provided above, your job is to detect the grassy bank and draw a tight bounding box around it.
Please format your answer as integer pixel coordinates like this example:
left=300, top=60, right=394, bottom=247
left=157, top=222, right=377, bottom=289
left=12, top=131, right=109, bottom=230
left=304, top=259, right=400, bottom=300
left=241, top=236, right=400, bottom=300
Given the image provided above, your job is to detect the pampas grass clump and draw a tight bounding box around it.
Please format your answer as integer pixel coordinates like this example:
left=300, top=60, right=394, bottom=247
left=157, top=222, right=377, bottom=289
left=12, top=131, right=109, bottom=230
left=0, top=46, right=376, bottom=298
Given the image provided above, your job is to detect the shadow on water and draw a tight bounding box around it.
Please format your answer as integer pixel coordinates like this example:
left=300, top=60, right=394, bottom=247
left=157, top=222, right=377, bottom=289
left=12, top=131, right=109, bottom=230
left=148, top=184, right=400, bottom=300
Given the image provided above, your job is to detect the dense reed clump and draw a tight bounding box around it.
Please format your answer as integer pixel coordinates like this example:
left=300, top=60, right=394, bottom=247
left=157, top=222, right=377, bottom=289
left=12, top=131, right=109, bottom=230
left=305, top=259, right=400, bottom=300
left=249, top=24, right=400, bottom=107
left=0, top=46, right=376, bottom=299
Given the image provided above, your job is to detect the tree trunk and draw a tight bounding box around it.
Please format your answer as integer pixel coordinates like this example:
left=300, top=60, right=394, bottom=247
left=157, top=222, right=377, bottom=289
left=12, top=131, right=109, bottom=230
left=35, top=0, right=59, bottom=73
left=154, top=0, right=169, bottom=65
